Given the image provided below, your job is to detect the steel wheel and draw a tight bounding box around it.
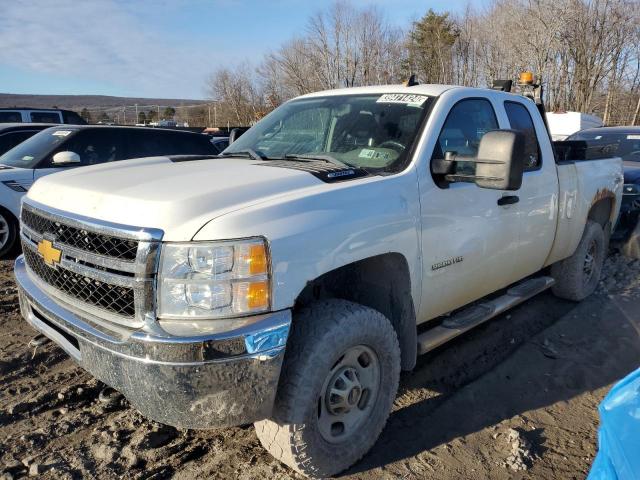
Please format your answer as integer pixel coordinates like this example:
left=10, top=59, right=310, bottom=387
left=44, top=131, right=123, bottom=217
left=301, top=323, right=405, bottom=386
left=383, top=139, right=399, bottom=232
left=0, top=213, right=10, bottom=252
left=317, top=344, right=381, bottom=444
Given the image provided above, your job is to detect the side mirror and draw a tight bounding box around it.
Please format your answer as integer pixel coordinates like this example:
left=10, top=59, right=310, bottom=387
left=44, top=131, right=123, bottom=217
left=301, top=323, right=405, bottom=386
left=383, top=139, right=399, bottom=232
left=229, top=128, right=241, bottom=144
left=52, top=151, right=81, bottom=165
left=432, top=130, right=525, bottom=191
left=474, top=130, right=525, bottom=190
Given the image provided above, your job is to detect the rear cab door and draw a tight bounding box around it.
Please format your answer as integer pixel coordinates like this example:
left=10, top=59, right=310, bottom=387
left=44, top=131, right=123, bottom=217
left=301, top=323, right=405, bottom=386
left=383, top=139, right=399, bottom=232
left=500, top=98, right=558, bottom=280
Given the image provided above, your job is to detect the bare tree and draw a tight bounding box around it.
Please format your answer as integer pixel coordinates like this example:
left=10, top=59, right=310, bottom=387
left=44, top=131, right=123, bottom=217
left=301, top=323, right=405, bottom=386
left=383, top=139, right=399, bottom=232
left=204, top=0, right=640, bottom=126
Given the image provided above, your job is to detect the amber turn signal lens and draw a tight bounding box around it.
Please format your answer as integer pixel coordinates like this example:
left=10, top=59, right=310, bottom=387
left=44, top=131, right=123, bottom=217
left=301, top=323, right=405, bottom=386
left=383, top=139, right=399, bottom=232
left=248, top=244, right=268, bottom=275
left=247, top=281, right=269, bottom=309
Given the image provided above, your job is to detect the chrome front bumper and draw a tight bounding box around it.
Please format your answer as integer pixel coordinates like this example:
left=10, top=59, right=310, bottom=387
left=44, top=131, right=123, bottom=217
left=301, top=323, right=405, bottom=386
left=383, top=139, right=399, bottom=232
left=15, top=255, right=291, bottom=429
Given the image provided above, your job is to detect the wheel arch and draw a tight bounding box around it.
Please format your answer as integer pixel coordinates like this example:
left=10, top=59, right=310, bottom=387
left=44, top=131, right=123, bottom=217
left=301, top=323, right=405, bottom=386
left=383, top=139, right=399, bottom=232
left=588, top=197, right=615, bottom=230
left=294, top=252, right=417, bottom=371
left=0, top=204, right=19, bottom=257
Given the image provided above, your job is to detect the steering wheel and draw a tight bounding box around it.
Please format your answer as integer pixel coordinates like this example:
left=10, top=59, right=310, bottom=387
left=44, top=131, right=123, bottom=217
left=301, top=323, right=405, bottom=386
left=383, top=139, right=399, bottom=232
left=377, top=140, right=406, bottom=153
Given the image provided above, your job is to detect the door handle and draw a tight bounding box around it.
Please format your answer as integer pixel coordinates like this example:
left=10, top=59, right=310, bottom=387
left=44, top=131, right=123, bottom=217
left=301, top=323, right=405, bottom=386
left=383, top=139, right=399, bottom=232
left=498, top=195, right=519, bottom=206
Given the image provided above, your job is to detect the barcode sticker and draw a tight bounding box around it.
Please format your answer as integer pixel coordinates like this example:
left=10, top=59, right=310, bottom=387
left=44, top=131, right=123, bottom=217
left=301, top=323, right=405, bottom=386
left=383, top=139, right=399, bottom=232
left=377, top=93, right=428, bottom=106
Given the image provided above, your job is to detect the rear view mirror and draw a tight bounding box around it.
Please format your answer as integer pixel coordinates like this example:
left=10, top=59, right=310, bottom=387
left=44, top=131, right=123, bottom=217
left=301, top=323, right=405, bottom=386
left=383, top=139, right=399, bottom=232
left=432, top=130, right=525, bottom=191
left=52, top=151, right=81, bottom=165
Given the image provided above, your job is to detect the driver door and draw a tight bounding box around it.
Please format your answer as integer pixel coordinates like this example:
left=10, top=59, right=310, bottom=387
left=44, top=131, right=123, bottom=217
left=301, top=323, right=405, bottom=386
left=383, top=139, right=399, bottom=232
left=418, top=97, right=520, bottom=320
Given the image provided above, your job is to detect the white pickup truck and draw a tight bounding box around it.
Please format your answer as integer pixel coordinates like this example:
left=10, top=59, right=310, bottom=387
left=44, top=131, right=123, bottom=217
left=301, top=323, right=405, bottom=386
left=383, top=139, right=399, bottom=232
left=15, top=79, right=623, bottom=477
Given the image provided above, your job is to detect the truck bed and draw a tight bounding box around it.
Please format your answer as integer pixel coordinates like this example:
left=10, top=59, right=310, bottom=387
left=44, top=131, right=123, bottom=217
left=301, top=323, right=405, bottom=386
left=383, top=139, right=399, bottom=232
left=545, top=155, right=623, bottom=265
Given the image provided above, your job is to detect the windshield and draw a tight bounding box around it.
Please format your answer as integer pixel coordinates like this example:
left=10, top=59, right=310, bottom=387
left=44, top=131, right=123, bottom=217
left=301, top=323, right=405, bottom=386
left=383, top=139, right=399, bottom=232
left=223, top=93, right=432, bottom=172
left=0, top=127, right=78, bottom=168
left=567, top=131, right=640, bottom=162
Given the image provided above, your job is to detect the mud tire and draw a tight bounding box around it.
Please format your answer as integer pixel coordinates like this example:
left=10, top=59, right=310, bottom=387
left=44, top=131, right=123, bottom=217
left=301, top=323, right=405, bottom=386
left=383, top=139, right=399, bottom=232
left=254, top=299, right=400, bottom=478
left=551, top=220, right=605, bottom=301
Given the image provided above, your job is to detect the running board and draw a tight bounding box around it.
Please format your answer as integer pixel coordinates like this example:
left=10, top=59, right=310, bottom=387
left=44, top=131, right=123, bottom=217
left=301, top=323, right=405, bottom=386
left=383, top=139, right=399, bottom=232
left=416, top=276, right=555, bottom=355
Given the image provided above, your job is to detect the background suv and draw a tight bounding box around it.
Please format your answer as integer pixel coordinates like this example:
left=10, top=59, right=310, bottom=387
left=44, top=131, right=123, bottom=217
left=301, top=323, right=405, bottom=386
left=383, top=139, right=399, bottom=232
left=0, top=125, right=219, bottom=256
left=0, top=108, right=86, bottom=125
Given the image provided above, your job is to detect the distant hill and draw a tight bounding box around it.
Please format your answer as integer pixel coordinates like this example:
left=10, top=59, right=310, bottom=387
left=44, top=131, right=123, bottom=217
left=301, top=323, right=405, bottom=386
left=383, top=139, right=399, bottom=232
left=0, top=93, right=207, bottom=111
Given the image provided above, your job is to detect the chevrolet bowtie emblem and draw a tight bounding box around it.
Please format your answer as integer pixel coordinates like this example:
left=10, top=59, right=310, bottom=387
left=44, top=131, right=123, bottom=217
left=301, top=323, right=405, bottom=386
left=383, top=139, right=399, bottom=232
left=37, top=239, right=62, bottom=267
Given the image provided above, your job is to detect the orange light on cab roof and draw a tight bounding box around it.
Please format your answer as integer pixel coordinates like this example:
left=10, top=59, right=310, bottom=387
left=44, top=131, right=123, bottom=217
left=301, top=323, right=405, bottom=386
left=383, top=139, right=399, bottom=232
left=247, top=281, right=269, bottom=309
left=519, top=71, right=535, bottom=84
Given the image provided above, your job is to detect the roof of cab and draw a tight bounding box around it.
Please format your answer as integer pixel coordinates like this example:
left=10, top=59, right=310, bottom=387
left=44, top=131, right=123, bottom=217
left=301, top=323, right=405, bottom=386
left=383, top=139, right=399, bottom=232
left=298, top=83, right=460, bottom=99
left=44, top=124, right=206, bottom=136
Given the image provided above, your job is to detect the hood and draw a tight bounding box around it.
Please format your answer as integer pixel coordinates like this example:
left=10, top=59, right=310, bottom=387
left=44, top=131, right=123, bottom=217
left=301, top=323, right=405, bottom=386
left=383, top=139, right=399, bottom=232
left=26, top=156, right=326, bottom=241
left=623, top=162, right=640, bottom=184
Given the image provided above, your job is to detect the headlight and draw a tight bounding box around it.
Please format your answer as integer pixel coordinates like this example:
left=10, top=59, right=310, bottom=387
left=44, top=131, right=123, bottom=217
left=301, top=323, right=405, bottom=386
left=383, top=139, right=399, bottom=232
left=623, top=184, right=640, bottom=195
left=157, top=238, right=270, bottom=320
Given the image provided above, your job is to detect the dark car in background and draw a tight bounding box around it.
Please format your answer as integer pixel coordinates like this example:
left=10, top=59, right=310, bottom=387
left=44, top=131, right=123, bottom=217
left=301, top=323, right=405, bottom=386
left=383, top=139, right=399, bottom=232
left=209, top=136, right=229, bottom=154
left=567, top=127, right=640, bottom=242
left=0, top=124, right=57, bottom=156
left=0, top=125, right=219, bottom=256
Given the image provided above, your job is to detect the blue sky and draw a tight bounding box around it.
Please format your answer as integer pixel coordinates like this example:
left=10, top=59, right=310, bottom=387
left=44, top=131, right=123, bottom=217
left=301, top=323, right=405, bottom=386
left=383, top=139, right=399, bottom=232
left=0, top=0, right=489, bottom=100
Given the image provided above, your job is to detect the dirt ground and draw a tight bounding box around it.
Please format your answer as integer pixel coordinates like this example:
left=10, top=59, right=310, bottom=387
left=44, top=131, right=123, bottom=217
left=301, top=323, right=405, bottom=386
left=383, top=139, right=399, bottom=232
left=1, top=252, right=640, bottom=480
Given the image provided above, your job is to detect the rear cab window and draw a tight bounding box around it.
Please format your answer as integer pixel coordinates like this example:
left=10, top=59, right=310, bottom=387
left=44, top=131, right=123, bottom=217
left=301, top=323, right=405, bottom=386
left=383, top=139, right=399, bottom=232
left=504, top=101, right=541, bottom=170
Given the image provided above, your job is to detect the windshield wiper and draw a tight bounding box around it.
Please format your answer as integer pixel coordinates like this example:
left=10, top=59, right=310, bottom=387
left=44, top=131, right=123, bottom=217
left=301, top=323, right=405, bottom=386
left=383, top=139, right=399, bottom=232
left=283, top=153, right=349, bottom=168
left=221, top=149, right=264, bottom=160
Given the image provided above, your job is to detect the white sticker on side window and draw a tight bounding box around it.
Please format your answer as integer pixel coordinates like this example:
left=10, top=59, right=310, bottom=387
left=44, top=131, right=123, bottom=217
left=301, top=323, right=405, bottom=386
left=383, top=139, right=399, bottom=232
left=627, top=135, right=640, bottom=140
left=376, top=93, right=428, bottom=107
left=52, top=130, right=72, bottom=137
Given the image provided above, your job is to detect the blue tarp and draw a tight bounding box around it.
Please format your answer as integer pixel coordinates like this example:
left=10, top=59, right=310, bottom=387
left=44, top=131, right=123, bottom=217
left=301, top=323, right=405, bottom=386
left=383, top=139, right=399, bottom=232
left=588, top=367, right=640, bottom=480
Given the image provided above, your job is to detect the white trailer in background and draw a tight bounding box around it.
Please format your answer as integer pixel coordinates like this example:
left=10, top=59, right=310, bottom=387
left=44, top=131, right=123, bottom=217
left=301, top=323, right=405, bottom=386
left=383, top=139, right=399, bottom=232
left=546, top=111, right=603, bottom=141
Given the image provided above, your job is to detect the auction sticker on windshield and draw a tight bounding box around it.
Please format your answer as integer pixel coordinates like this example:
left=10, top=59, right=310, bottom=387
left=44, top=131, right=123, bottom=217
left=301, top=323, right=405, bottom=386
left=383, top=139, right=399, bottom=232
left=376, top=93, right=428, bottom=107
left=52, top=130, right=72, bottom=137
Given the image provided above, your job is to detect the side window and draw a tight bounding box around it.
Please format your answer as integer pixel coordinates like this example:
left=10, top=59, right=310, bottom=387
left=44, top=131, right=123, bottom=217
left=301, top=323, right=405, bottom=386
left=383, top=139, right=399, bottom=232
left=171, top=134, right=218, bottom=155
left=431, top=98, right=498, bottom=176
left=57, top=129, right=126, bottom=166
left=61, top=111, right=87, bottom=125
left=30, top=112, right=61, bottom=123
left=504, top=101, right=541, bottom=170
left=0, top=111, right=22, bottom=122
left=128, top=131, right=172, bottom=158
left=0, top=131, right=38, bottom=155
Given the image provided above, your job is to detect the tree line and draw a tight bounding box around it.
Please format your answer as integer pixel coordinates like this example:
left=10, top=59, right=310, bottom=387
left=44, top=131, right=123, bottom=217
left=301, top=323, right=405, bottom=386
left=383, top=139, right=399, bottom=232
left=207, top=0, right=640, bottom=127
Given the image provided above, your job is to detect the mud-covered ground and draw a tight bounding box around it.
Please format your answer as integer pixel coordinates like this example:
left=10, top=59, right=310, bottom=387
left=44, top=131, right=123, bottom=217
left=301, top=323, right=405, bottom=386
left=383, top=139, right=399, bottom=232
left=1, top=252, right=640, bottom=479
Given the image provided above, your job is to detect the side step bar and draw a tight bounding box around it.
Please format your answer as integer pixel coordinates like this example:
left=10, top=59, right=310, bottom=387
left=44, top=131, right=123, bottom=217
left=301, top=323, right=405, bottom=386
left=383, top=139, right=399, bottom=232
left=416, top=276, right=555, bottom=355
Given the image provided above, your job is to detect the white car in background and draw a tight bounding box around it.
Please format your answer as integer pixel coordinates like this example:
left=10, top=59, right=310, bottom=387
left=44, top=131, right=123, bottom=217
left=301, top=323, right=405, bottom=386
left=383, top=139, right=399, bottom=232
left=0, top=125, right=219, bottom=256
left=0, top=108, right=86, bottom=125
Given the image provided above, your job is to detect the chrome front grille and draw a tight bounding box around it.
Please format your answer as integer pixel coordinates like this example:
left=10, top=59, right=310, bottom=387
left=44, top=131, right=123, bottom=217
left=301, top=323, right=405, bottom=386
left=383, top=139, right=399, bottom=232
left=22, top=246, right=136, bottom=317
left=21, top=208, right=139, bottom=260
left=20, top=200, right=163, bottom=327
